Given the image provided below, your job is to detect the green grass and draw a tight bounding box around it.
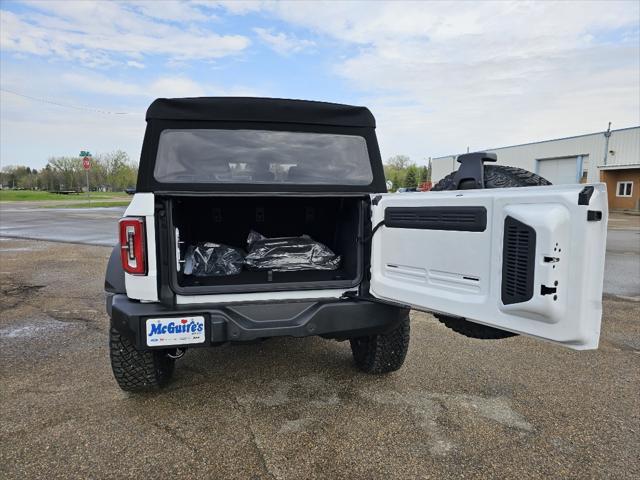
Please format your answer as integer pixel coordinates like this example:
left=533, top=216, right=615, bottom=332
left=0, top=190, right=130, bottom=202
left=44, top=201, right=131, bottom=209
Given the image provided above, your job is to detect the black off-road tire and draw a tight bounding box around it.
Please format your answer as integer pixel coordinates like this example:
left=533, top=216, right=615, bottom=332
left=350, top=315, right=410, bottom=373
left=109, top=327, right=175, bottom=392
left=433, top=164, right=551, bottom=191
left=431, top=164, right=551, bottom=340
left=435, top=315, right=517, bottom=340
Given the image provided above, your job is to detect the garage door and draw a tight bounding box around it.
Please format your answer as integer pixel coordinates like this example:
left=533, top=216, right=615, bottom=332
left=537, top=157, right=579, bottom=184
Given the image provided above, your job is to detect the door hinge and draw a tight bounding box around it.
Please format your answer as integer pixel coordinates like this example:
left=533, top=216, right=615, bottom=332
left=341, top=291, right=409, bottom=309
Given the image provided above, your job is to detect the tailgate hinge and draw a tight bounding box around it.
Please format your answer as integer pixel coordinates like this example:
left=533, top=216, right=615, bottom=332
left=341, top=291, right=409, bottom=309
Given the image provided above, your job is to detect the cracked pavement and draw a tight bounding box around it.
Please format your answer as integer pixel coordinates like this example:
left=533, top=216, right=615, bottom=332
left=0, top=237, right=639, bottom=479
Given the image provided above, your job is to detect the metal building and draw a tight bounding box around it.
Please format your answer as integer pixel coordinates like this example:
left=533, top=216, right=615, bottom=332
left=431, top=126, right=640, bottom=210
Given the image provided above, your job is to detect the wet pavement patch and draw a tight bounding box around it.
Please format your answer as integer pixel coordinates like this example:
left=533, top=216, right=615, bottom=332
left=0, top=317, right=70, bottom=339
left=2, top=284, right=45, bottom=296
left=1, top=283, right=45, bottom=309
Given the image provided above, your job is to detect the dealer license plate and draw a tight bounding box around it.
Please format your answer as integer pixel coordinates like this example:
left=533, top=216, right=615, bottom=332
left=146, top=316, right=205, bottom=346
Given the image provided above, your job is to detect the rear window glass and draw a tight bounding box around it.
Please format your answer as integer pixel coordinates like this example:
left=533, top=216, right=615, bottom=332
left=153, top=129, right=373, bottom=185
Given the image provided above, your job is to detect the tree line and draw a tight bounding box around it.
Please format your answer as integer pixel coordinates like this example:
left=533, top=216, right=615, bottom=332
left=384, top=155, right=432, bottom=191
left=0, top=150, right=138, bottom=192
left=2, top=151, right=429, bottom=192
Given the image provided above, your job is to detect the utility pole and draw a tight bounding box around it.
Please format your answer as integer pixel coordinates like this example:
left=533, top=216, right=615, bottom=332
left=602, top=122, right=612, bottom=167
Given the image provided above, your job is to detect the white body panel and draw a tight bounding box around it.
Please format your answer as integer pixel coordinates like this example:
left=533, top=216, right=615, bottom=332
left=123, top=193, right=158, bottom=301
left=176, top=289, right=355, bottom=305
left=370, top=184, right=607, bottom=350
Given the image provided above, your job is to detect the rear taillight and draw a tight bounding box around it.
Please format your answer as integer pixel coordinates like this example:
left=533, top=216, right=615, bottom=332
left=119, top=217, right=146, bottom=275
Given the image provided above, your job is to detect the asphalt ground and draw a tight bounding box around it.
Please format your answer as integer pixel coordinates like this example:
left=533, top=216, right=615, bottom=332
left=0, top=237, right=638, bottom=479
left=604, top=222, right=640, bottom=298
left=0, top=203, right=125, bottom=246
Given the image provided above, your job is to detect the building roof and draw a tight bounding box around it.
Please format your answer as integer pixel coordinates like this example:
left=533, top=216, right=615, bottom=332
left=433, top=125, right=639, bottom=160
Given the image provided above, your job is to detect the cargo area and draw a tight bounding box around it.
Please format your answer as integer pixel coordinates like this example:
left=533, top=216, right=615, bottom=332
left=168, top=196, right=367, bottom=293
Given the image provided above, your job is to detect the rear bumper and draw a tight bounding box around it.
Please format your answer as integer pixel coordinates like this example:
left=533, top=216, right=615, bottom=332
left=108, top=294, right=408, bottom=350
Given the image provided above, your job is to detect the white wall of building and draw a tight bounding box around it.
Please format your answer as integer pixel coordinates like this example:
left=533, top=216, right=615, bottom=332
left=431, top=126, right=639, bottom=184
left=605, top=127, right=640, bottom=168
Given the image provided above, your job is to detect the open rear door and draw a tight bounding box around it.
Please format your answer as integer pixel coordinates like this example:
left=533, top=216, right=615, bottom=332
left=370, top=184, right=607, bottom=350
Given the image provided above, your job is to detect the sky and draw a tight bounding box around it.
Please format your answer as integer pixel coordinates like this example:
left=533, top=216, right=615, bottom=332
left=1, top=0, right=639, bottom=170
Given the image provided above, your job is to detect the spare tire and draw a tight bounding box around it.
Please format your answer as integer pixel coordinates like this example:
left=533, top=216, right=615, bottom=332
left=433, top=164, right=552, bottom=191
left=431, top=164, right=551, bottom=339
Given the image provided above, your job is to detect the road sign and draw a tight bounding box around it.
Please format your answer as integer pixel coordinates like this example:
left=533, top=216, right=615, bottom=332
left=80, top=150, right=92, bottom=206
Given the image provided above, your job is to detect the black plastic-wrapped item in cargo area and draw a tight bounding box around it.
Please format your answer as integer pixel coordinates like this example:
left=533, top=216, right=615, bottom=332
left=244, top=230, right=341, bottom=272
left=167, top=196, right=367, bottom=294
left=183, top=242, right=244, bottom=277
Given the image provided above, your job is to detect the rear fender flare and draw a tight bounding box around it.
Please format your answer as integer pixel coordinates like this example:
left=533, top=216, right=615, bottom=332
left=105, top=244, right=126, bottom=294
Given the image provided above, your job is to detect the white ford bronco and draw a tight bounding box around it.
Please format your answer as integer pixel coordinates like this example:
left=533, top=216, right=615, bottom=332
left=105, top=97, right=608, bottom=391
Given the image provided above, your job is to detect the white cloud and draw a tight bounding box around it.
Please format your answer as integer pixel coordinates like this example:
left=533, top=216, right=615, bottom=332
left=0, top=65, right=264, bottom=167
left=213, top=1, right=640, bottom=160
left=1, top=0, right=638, bottom=168
left=0, top=1, right=250, bottom=65
left=208, top=0, right=266, bottom=15
left=130, top=0, right=214, bottom=23
left=60, top=73, right=146, bottom=97
left=0, top=89, right=146, bottom=169
left=60, top=72, right=261, bottom=99
left=254, top=27, right=315, bottom=55
left=4, top=65, right=262, bottom=104
left=148, top=77, right=206, bottom=98
left=126, top=60, right=145, bottom=69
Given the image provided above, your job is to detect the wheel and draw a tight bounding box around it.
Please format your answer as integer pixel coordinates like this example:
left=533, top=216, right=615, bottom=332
left=109, top=327, right=175, bottom=392
left=350, top=314, right=410, bottom=373
left=431, top=164, right=552, bottom=340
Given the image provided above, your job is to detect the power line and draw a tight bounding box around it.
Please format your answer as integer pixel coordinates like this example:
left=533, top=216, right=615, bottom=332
left=0, top=87, right=141, bottom=115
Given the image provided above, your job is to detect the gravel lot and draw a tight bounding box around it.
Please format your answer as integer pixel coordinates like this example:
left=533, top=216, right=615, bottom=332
left=1, top=237, right=638, bottom=479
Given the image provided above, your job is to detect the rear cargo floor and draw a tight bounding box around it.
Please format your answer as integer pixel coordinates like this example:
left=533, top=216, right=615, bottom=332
left=168, top=196, right=366, bottom=293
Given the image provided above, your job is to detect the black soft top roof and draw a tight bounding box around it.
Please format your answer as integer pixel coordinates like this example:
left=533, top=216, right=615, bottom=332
left=146, top=97, right=376, bottom=128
